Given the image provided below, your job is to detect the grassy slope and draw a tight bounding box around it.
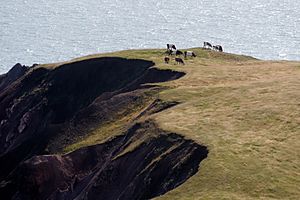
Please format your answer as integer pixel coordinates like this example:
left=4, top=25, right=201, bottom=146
left=155, top=50, right=300, bottom=200
left=44, top=48, right=300, bottom=199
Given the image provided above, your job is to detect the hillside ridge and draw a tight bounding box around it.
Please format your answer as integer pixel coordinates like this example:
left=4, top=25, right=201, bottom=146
left=0, top=48, right=299, bottom=199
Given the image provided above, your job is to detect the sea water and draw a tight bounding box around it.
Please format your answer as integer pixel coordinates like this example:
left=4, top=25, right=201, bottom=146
left=1, top=0, right=300, bottom=73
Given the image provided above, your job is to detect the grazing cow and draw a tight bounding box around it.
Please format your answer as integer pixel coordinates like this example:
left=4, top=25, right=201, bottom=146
left=213, top=45, right=223, bottom=52
left=168, top=50, right=184, bottom=56
left=164, top=56, right=170, bottom=64
left=175, top=57, right=185, bottom=65
left=215, top=45, right=223, bottom=52
left=203, top=42, right=212, bottom=49
left=176, top=50, right=183, bottom=56
left=167, top=44, right=176, bottom=51
left=184, top=51, right=196, bottom=58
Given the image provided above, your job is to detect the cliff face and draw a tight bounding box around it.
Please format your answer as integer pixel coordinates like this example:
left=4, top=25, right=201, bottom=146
left=0, top=57, right=207, bottom=199
left=5, top=121, right=208, bottom=200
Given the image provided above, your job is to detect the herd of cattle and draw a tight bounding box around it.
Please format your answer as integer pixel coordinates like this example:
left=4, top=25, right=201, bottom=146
left=164, top=42, right=223, bottom=65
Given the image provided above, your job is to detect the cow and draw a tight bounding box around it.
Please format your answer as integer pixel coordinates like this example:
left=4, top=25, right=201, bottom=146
left=175, top=57, right=185, bottom=65
left=175, top=50, right=183, bottom=56
left=203, top=42, right=212, bottom=49
left=164, top=56, right=170, bottom=64
left=167, top=44, right=176, bottom=51
left=168, top=50, right=184, bottom=56
left=213, top=45, right=223, bottom=52
left=184, top=51, right=196, bottom=58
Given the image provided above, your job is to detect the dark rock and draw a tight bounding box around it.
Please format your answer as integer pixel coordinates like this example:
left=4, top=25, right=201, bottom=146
left=3, top=121, right=208, bottom=200
left=0, top=63, right=29, bottom=92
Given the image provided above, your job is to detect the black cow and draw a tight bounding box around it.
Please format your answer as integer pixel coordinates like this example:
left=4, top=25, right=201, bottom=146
left=213, top=45, right=223, bottom=52
left=167, top=44, right=176, bottom=51
left=175, top=57, right=185, bottom=65
left=203, top=42, right=212, bottom=49
left=168, top=50, right=184, bottom=56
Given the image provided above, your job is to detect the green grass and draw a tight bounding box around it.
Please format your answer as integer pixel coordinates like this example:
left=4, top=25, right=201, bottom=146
left=42, top=48, right=300, bottom=199
left=60, top=88, right=159, bottom=153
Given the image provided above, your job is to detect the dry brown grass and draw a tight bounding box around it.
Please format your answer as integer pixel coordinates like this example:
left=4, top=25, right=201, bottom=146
left=155, top=58, right=300, bottom=200
left=41, top=48, right=300, bottom=199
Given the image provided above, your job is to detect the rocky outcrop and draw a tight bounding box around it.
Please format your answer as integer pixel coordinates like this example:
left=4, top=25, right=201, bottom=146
left=3, top=121, right=208, bottom=200
left=0, top=63, right=29, bottom=92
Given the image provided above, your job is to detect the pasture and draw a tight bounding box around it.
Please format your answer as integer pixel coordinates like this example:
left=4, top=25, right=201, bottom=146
left=42, top=47, right=300, bottom=199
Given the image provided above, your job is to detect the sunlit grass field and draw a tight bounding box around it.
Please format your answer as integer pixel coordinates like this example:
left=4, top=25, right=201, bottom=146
left=44, top=48, right=300, bottom=199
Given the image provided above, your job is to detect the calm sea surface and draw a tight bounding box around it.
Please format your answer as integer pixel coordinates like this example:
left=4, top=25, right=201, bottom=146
left=1, top=0, right=300, bottom=73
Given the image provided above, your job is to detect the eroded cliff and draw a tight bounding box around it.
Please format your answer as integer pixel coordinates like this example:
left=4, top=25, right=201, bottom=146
left=0, top=57, right=208, bottom=200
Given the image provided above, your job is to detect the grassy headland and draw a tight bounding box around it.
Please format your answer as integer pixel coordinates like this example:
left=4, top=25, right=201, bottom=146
left=44, top=48, right=300, bottom=199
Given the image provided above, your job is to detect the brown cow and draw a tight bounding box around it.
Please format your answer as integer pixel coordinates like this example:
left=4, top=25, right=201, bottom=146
left=164, top=57, right=170, bottom=64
